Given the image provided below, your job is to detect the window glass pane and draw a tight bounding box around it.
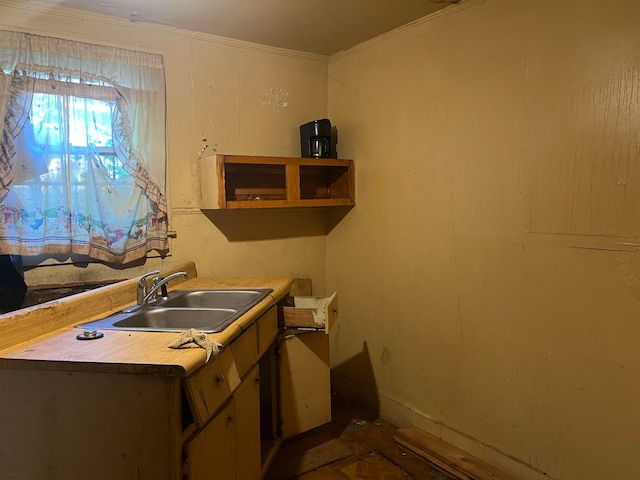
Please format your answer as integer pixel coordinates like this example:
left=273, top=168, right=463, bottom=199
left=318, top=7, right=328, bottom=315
left=28, top=92, right=128, bottom=183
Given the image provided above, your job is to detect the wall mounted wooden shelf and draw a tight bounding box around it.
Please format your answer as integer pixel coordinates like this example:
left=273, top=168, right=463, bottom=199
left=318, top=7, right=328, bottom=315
left=199, top=155, right=355, bottom=209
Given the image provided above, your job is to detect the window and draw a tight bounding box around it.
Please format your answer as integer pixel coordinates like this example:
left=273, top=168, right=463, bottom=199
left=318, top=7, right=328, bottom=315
left=0, top=31, right=168, bottom=264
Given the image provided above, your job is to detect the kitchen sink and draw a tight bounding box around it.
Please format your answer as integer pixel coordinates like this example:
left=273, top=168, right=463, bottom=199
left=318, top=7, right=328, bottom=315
left=114, top=307, right=239, bottom=332
left=76, top=288, right=273, bottom=333
left=158, top=289, right=272, bottom=309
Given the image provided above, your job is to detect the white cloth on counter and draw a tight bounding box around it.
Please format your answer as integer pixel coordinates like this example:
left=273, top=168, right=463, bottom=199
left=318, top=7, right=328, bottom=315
left=167, top=328, right=221, bottom=362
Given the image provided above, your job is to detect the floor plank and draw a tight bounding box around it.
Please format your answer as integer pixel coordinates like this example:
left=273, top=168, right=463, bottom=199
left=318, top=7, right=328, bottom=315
left=324, top=451, right=412, bottom=479
left=267, top=438, right=355, bottom=479
left=266, top=396, right=454, bottom=480
left=394, top=426, right=518, bottom=480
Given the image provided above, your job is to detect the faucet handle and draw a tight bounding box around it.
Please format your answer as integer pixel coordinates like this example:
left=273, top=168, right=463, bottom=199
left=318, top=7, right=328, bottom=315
left=138, top=269, right=160, bottom=286
left=141, top=271, right=188, bottom=305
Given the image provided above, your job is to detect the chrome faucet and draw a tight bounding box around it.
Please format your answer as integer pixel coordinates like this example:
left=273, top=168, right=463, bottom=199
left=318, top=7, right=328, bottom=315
left=142, top=271, right=188, bottom=305
left=136, top=270, right=160, bottom=305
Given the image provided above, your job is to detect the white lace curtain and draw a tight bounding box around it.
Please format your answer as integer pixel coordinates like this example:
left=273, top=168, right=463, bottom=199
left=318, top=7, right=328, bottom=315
left=0, top=30, right=168, bottom=264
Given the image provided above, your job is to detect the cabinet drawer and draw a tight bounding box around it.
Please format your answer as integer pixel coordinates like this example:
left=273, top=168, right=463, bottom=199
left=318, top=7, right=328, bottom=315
left=257, top=306, right=277, bottom=357
left=183, top=347, right=241, bottom=427
left=230, top=323, right=257, bottom=379
left=282, top=292, right=338, bottom=333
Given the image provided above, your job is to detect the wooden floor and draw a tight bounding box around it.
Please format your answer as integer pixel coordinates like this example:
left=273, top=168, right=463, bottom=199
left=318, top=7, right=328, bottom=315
left=266, top=396, right=455, bottom=480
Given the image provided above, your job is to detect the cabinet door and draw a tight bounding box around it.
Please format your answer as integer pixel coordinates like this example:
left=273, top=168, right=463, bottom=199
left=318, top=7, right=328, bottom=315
left=183, top=347, right=241, bottom=427
left=278, top=331, right=331, bottom=439
left=184, top=399, right=235, bottom=480
left=234, top=365, right=261, bottom=479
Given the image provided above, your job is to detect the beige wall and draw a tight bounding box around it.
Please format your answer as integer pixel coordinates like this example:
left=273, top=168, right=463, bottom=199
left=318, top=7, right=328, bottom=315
left=327, top=0, right=640, bottom=479
left=7, top=0, right=640, bottom=478
left=0, top=1, right=330, bottom=289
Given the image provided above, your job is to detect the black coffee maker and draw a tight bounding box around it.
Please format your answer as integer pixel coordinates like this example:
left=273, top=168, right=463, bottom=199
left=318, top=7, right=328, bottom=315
left=300, top=119, right=334, bottom=158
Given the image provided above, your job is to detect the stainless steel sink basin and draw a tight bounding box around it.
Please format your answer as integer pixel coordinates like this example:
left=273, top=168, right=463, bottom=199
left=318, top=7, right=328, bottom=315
left=76, top=288, right=273, bottom=333
left=113, top=307, right=238, bottom=332
left=77, top=307, right=241, bottom=333
left=159, top=289, right=272, bottom=309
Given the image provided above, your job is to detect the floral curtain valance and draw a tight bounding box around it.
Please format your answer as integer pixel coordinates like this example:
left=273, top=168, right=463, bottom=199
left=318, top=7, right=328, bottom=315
left=0, top=30, right=168, bottom=264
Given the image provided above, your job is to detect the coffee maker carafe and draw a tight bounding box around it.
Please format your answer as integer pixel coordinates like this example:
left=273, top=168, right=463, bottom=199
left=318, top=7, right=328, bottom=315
left=300, top=119, right=333, bottom=158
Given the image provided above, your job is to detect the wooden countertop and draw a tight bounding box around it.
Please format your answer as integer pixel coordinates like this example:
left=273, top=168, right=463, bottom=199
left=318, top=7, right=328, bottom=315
left=0, top=269, right=293, bottom=377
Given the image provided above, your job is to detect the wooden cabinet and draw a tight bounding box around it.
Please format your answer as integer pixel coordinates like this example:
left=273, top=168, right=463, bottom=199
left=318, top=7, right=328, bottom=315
left=184, top=399, right=235, bottom=480
left=182, top=308, right=275, bottom=480
left=184, top=365, right=260, bottom=480
left=0, top=369, right=183, bottom=480
left=233, top=365, right=261, bottom=479
left=279, top=292, right=338, bottom=439
left=0, top=306, right=276, bottom=480
left=199, top=154, right=355, bottom=209
left=0, top=282, right=338, bottom=480
left=182, top=295, right=339, bottom=477
left=279, top=331, right=331, bottom=439
left=183, top=346, right=242, bottom=427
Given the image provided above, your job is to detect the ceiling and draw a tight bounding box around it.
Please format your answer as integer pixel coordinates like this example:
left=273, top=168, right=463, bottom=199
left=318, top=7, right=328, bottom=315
left=34, top=0, right=457, bottom=55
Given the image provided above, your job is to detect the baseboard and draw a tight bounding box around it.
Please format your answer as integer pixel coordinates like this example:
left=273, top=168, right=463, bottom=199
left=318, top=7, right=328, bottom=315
left=379, top=394, right=553, bottom=480
left=394, top=425, right=519, bottom=480
left=330, top=371, right=551, bottom=480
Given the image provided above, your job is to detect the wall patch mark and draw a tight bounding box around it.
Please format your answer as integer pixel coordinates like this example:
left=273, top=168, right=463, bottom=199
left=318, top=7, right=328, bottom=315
left=262, top=87, right=291, bottom=110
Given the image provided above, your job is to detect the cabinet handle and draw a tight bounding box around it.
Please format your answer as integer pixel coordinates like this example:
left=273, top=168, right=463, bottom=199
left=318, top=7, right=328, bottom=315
left=215, top=374, right=225, bottom=385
